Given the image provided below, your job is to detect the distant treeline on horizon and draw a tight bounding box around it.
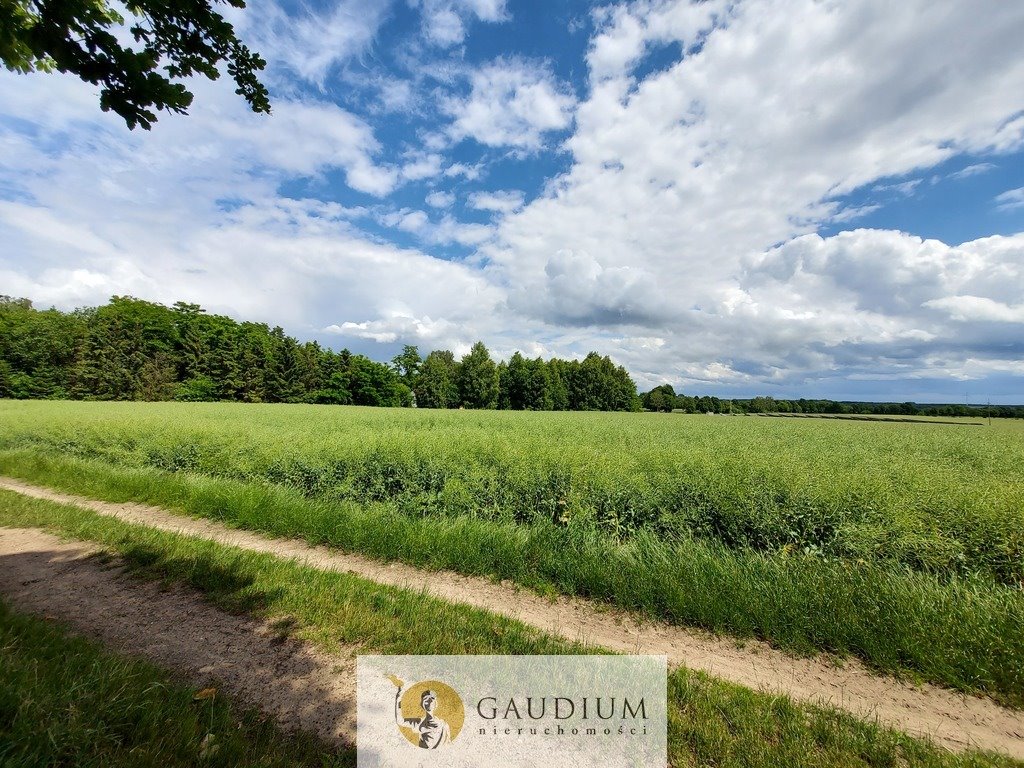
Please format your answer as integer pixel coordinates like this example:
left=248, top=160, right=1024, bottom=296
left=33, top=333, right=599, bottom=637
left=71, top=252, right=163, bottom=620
left=0, top=296, right=637, bottom=411
left=2, top=296, right=1020, bottom=418
left=641, top=385, right=1024, bottom=419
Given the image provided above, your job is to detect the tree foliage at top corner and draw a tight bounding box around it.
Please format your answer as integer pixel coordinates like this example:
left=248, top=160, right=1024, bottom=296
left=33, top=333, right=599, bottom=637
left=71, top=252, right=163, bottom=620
left=0, top=0, right=271, bottom=129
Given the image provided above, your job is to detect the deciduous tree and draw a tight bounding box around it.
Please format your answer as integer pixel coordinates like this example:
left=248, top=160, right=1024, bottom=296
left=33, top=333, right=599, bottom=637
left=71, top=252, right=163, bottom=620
left=1, top=0, right=270, bottom=128
left=414, top=350, right=458, bottom=409
left=457, top=341, right=498, bottom=409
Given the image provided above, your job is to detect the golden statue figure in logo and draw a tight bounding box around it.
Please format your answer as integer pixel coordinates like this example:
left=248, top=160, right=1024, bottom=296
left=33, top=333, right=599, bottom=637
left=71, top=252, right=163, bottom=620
left=389, top=674, right=465, bottom=749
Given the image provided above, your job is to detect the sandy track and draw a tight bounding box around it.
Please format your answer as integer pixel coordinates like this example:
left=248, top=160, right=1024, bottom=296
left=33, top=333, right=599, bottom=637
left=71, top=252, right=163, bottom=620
left=0, top=526, right=357, bottom=746
left=1, top=476, right=1022, bottom=757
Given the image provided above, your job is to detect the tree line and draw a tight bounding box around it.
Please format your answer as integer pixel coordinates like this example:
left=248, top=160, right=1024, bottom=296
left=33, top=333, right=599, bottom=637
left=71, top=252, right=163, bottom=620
left=640, top=384, right=1024, bottom=419
left=0, top=296, right=639, bottom=411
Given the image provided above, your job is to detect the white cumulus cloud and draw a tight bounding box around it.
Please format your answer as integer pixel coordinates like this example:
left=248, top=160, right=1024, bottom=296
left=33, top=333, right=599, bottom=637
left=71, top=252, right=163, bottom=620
left=467, top=189, right=525, bottom=213
left=443, top=58, right=576, bottom=149
left=412, top=0, right=508, bottom=47
left=479, top=0, right=1024, bottom=390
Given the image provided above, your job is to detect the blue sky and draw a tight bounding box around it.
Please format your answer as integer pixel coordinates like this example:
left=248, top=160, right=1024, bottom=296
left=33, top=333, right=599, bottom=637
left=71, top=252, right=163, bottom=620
left=1, top=0, right=1023, bottom=402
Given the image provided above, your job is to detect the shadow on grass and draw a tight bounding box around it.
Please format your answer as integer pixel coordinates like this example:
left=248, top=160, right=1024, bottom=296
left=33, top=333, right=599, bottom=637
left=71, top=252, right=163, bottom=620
left=113, top=541, right=286, bottom=617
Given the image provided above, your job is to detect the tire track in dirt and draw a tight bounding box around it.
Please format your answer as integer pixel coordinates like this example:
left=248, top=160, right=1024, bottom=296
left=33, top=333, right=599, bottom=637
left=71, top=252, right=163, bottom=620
left=0, top=526, right=357, bottom=746
left=1, top=476, right=1022, bottom=757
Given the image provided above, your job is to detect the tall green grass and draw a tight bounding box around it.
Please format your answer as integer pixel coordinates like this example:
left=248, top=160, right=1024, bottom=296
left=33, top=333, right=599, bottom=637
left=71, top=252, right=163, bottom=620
left=1, top=400, right=1021, bottom=582
left=0, top=491, right=1017, bottom=768
left=2, top=451, right=1021, bottom=706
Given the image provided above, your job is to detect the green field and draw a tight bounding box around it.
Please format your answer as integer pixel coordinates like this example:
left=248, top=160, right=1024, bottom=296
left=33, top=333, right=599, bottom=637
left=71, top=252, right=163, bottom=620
left=0, top=400, right=1022, bottom=703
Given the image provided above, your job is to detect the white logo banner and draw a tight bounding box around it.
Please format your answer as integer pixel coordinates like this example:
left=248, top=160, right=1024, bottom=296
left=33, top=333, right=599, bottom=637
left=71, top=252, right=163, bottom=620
left=357, top=655, right=667, bottom=768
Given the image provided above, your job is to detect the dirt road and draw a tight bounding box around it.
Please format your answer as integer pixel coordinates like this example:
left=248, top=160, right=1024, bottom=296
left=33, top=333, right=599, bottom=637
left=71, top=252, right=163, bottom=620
left=1, top=476, right=1022, bottom=757
left=0, top=526, right=357, bottom=745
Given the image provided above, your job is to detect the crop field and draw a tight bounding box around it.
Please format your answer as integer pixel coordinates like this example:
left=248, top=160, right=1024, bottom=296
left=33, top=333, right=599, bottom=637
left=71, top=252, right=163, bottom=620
left=0, top=400, right=1022, bottom=706
left=2, top=401, right=1021, bottom=578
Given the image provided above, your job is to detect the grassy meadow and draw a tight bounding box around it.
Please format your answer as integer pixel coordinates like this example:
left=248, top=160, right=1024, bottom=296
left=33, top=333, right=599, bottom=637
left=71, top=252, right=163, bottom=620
left=0, top=400, right=1022, bottom=703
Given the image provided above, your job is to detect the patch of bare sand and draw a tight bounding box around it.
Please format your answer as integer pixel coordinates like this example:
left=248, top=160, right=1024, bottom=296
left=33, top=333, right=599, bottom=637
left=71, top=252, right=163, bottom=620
left=0, top=526, right=356, bottom=747
left=1, top=477, right=1022, bottom=757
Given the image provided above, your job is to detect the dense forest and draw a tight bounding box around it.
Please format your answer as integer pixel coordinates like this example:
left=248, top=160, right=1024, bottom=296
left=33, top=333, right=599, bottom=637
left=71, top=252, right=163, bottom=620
left=640, top=384, right=1024, bottom=419
left=3, top=296, right=1018, bottom=416
left=0, top=296, right=639, bottom=411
